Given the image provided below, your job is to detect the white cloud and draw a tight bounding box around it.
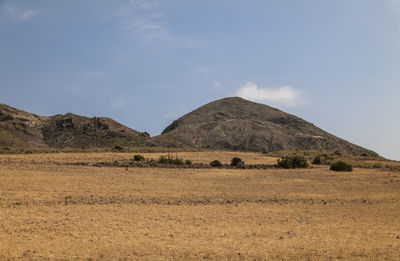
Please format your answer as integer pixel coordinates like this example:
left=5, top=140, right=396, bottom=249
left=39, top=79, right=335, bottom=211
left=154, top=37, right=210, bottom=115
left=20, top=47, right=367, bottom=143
left=235, top=82, right=303, bottom=107
left=21, top=9, right=37, bottom=21
left=3, top=6, right=38, bottom=21
left=4, top=6, right=16, bottom=15
left=128, top=0, right=159, bottom=10
left=113, top=0, right=205, bottom=48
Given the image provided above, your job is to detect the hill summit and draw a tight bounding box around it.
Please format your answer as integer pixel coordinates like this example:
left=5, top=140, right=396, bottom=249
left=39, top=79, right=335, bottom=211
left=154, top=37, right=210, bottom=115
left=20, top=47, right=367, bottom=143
left=151, top=97, right=376, bottom=155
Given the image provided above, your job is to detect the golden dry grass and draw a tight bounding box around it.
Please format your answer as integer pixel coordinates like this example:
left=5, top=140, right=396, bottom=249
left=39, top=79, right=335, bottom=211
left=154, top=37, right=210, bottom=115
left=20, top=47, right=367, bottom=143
left=0, top=152, right=400, bottom=260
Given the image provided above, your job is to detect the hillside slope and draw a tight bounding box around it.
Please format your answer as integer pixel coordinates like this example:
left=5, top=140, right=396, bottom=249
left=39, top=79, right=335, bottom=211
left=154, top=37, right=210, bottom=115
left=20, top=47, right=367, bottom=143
left=1, top=100, right=378, bottom=155
left=151, top=97, right=377, bottom=155
left=0, top=104, right=48, bottom=147
left=0, top=104, right=149, bottom=148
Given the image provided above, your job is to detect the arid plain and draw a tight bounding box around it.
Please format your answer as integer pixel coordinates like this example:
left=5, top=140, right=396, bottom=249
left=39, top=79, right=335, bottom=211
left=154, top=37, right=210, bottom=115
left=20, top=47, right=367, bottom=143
left=0, top=151, right=400, bottom=260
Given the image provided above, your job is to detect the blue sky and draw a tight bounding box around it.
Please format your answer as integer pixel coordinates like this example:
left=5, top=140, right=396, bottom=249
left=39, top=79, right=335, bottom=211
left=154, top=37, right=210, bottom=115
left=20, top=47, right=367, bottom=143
left=1, top=0, right=399, bottom=160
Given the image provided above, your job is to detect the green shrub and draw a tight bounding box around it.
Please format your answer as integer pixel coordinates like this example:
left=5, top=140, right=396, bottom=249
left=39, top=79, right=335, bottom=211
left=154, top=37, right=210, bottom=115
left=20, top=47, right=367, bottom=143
left=312, top=155, right=322, bottom=165
left=210, top=160, right=222, bottom=167
left=171, top=158, right=184, bottom=165
left=113, top=145, right=123, bottom=151
left=157, top=155, right=184, bottom=165
left=277, top=155, right=309, bottom=169
left=230, top=157, right=243, bottom=166
left=158, top=156, right=168, bottom=164
left=185, top=159, right=192, bottom=165
left=133, top=154, right=145, bottom=162
left=330, top=161, right=353, bottom=172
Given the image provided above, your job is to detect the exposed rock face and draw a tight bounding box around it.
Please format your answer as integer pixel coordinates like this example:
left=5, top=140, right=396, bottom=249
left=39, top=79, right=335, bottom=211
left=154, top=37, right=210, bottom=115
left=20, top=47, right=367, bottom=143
left=42, top=114, right=147, bottom=148
left=0, top=104, right=148, bottom=148
left=152, top=97, right=377, bottom=155
left=0, top=103, right=47, bottom=147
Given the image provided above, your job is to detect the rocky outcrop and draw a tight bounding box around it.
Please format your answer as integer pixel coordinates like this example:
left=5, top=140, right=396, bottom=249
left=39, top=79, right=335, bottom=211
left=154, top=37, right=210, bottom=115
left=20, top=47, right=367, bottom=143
left=0, top=103, right=148, bottom=148
left=0, top=103, right=47, bottom=147
left=42, top=114, right=148, bottom=148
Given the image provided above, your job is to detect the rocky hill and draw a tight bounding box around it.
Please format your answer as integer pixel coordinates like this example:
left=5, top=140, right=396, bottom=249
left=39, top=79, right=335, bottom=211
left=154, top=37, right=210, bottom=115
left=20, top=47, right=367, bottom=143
left=0, top=99, right=377, bottom=156
left=0, top=103, right=48, bottom=147
left=151, top=97, right=377, bottom=155
left=0, top=103, right=149, bottom=148
left=41, top=114, right=149, bottom=148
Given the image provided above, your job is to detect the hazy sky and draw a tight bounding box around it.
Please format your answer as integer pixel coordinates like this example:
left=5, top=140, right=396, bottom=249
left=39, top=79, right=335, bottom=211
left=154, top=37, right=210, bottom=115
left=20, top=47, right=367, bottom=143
left=1, top=0, right=399, bottom=160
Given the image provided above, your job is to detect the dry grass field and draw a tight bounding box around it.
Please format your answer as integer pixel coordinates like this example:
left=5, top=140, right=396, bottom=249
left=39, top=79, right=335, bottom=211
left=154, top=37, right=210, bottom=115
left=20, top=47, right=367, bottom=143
left=0, top=151, right=400, bottom=260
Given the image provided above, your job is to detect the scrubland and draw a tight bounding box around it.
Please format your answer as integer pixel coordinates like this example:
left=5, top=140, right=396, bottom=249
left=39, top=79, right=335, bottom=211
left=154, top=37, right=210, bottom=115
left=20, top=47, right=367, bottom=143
left=0, top=151, right=399, bottom=260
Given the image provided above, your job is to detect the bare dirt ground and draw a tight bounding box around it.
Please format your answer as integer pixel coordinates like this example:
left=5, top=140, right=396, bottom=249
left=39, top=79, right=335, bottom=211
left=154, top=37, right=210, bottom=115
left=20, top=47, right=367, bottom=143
left=0, top=152, right=399, bottom=260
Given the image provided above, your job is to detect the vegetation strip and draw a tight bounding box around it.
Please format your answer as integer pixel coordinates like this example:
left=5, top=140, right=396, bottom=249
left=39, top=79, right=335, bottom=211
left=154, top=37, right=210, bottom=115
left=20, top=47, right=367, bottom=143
left=90, top=161, right=277, bottom=169
left=2, top=197, right=380, bottom=208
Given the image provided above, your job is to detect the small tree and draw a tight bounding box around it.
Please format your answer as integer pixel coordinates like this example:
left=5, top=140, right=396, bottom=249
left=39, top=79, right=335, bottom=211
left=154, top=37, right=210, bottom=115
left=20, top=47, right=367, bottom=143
left=312, top=155, right=322, bottom=165
left=210, top=160, right=222, bottom=167
left=230, top=157, right=243, bottom=166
